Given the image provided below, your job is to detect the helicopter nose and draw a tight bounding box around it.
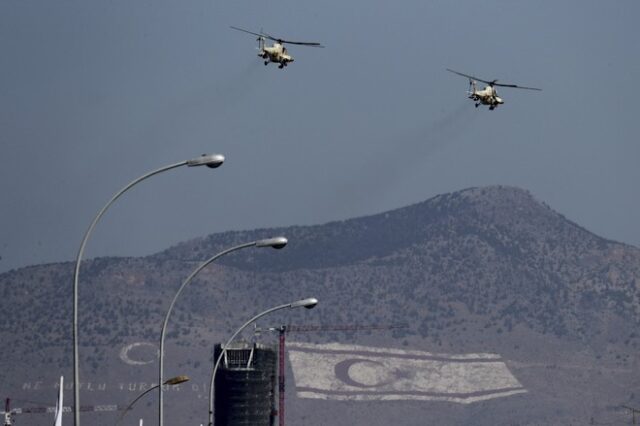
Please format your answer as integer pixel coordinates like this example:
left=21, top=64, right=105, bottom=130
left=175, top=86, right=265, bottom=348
left=496, top=97, right=504, bottom=104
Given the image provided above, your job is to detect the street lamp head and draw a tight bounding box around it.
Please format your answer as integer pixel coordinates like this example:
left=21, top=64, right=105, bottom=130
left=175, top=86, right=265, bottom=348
left=164, top=375, right=190, bottom=386
left=255, top=236, right=288, bottom=249
left=290, top=297, right=319, bottom=310
left=187, top=154, right=225, bottom=169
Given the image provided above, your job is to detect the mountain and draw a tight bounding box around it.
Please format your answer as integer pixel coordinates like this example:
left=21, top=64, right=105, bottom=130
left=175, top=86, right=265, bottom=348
left=1, top=185, right=638, bottom=425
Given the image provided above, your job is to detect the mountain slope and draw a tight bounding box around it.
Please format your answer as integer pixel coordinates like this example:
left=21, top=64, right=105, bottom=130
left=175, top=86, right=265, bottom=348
left=1, top=185, right=638, bottom=425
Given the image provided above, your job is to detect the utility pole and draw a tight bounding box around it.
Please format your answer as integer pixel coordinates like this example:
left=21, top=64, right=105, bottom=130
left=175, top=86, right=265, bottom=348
left=278, top=326, right=286, bottom=426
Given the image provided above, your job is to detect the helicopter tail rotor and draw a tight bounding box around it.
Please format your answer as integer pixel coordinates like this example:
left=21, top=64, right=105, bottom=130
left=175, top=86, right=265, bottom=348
left=255, top=36, right=266, bottom=53
left=467, top=79, right=477, bottom=98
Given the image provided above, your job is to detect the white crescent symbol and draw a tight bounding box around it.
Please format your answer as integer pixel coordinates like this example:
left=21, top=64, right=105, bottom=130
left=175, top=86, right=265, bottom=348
left=334, top=358, right=394, bottom=388
left=119, top=342, right=158, bottom=366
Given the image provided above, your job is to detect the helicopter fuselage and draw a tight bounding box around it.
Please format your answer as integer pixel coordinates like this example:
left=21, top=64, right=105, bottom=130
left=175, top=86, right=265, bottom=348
left=448, top=68, right=540, bottom=111
left=232, top=27, right=321, bottom=70
left=259, top=43, right=294, bottom=68
left=468, top=83, right=504, bottom=110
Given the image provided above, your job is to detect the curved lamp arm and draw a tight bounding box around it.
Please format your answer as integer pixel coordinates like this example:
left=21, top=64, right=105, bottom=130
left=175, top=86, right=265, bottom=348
left=207, top=297, right=318, bottom=426
left=72, top=153, right=223, bottom=426
left=115, top=376, right=189, bottom=426
left=158, top=237, right=288, bottom=426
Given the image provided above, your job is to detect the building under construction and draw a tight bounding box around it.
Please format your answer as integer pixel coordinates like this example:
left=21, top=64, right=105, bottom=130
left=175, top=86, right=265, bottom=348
left=213, top=342, right=277, bottom=426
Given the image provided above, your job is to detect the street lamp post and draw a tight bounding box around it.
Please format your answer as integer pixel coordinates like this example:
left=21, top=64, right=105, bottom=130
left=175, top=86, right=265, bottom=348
left=158, top=237, right=288, bottom=426
left=115, top=376, right=189, bottom=426
left=72, top=153, right=224, bottom=426
left=207, top=297, right=318, bottom=426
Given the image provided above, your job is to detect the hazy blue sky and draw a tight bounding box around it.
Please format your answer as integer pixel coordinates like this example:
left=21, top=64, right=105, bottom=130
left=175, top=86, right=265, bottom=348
left=1, top=0, right=639, bottom=272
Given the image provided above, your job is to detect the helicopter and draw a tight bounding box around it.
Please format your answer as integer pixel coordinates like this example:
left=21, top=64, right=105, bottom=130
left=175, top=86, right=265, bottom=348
left=230, top=26, right=323, bottom=69
left=447, top=68, right=541, bottom=110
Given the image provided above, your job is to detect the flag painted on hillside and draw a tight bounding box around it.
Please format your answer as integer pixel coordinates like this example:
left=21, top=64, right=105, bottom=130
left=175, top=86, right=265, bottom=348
left=288, top=342, right=526, bottom=404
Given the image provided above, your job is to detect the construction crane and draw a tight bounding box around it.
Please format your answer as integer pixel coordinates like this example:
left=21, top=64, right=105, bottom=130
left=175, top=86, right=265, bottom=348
left=3, top=400, right=13, bottom=426
left=621, top=405, right=640, bottom=425
left=2, top=397, right=123, bottom=425
left=255, top=323, right=408, bottom=426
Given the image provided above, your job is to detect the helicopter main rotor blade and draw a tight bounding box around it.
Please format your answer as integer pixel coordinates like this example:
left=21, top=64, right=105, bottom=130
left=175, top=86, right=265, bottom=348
left=446, top=68, right=492, bottom=85
left=492, top=82, right=542, bottom=91
left=447, top=69, right=541, bottom=91
left=260, top=29, right=323, bottom=47
left=277, top=39, right=324, bottom=48
left=230, top=26, right=273, bottom=40
left=231, top=26, right=323, bottom=47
